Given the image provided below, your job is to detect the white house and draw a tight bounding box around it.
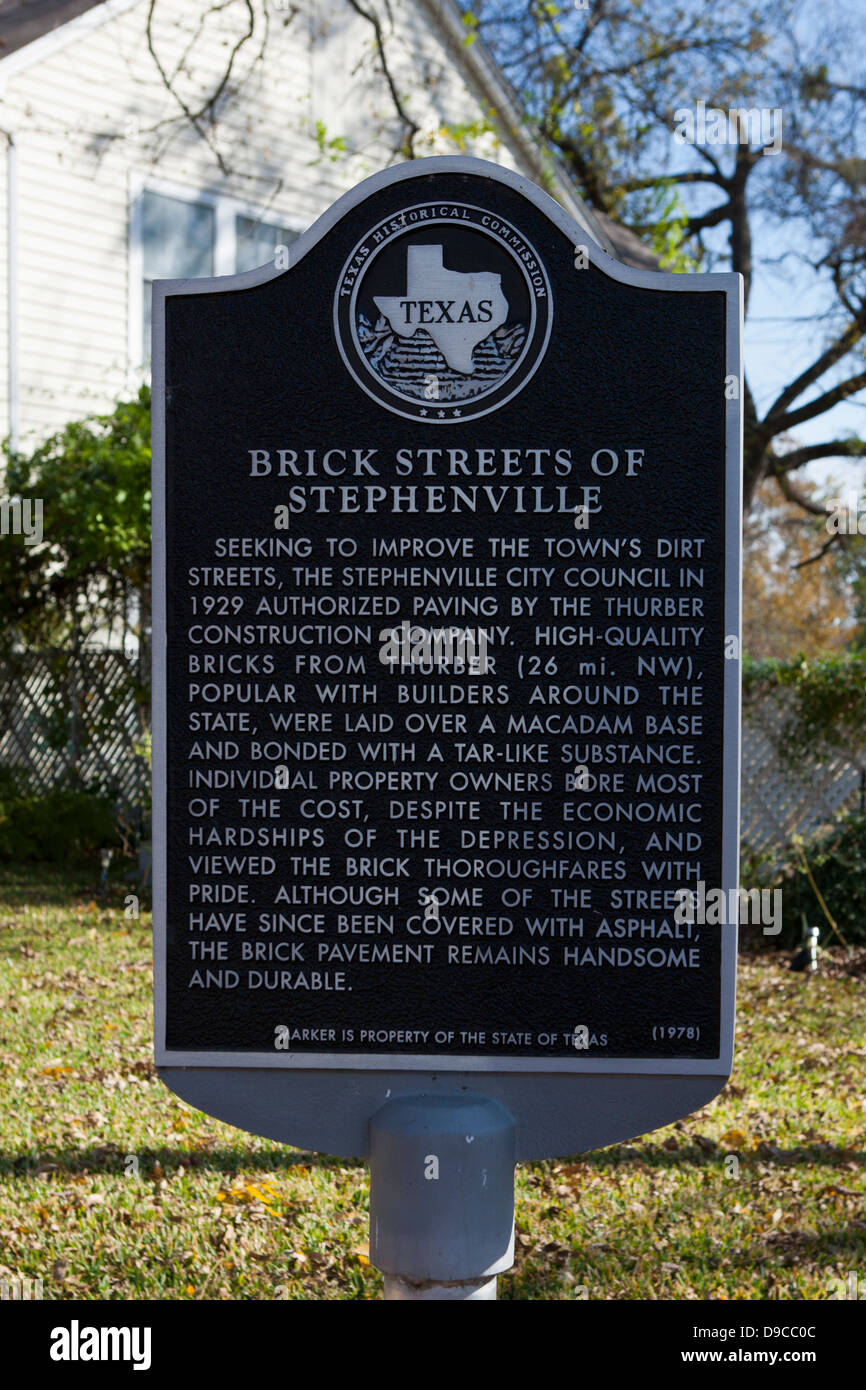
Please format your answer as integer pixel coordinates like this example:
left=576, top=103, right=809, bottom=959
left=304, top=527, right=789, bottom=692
left=0, top=0, right=615, bottom=451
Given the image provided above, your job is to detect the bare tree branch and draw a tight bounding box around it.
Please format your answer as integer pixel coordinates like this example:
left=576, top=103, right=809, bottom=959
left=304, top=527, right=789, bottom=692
left=346, top=0, right=419, bottom=159
left=686, top=201, right=732, bottom=236
left=773, top=370, right=866, bottom=434
left=792, top=533, right=842, bottom=568
left=145, top=0, right=258, bottom=176
left=619, top=170, right=728, bottom=192
left=774, top=467, right=833, bottom=516
left=765, top=317, right=866, bottom=421
left=776, top=438, right=866, bottom=471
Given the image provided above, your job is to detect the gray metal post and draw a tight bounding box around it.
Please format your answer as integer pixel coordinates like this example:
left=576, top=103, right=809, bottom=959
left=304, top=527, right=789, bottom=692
left=369, top=1093, right=516, bottom=1300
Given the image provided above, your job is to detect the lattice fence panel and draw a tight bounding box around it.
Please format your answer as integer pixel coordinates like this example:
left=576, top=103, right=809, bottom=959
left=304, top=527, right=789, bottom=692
left=741, top=691, right=863, bottom=859
left=0, top=650, right=149, bottom=825
left=0, top=655, right=861, bottom=852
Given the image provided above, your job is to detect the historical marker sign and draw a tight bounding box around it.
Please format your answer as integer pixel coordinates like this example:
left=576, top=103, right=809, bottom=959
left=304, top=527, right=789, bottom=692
left=153, top=158, right=742, bottom=1158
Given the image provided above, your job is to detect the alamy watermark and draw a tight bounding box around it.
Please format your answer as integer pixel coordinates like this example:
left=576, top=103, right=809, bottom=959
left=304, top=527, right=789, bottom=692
left=827, top=1272, right=865, bottom=1300
left=0, top=497, right=43, bottom=546
left=50, top=1322, right=152, bottom=1371
left=673, top=101, right=783, bottom=156
left=674, top=879, right=782, bottom=934
left=1, top=1275, right=43, bottom=1300
left=825, top=491, right=866, bottom=535
left=379, top=620, right=489, bottom=674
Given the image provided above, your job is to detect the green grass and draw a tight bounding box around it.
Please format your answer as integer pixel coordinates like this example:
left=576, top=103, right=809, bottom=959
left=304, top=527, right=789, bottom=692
left=0, top=864, right=863, bottom=1300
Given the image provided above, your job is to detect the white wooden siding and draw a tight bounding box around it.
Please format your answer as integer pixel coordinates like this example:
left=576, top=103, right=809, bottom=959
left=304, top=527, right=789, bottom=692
left=0, top=0, right=592, bottom=446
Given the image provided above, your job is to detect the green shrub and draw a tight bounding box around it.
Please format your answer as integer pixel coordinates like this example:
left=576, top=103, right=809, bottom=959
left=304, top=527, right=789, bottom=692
left=0, top=775, right=118, bottom=863
left=0, top=387, right=151, bottom=654
left=751, top=809, right=866, bottom=948
left=743, top=653, right=866, bottom=770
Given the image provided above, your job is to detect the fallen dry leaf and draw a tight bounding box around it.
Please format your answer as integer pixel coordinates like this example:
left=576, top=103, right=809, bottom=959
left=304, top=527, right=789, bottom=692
left=720, top=1128, right=749, bottom=1149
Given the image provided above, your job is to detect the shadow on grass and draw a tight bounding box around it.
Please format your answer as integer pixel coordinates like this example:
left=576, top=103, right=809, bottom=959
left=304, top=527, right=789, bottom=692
left=3, top=1141, right=864, bottom=1181
left=1, top=1145, right=360, bottom=1179
left=502, top=1217, right=866, bottom=1300
left=567, top=1144, right=866, bottom=1170
left=0, top=861, right=148, bottom=906
left=0, top=864, right=147, bottom=910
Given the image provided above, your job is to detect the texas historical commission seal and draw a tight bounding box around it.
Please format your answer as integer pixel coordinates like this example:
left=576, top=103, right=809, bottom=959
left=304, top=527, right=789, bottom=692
left=334, top=202, right=553, bottom=423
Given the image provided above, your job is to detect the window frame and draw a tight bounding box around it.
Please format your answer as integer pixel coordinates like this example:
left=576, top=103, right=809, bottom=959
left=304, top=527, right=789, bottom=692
left=128, top=171, right=304, bottom=373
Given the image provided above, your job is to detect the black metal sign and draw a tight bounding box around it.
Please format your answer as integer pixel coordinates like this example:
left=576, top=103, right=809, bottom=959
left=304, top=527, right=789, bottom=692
left=153, top=158, right=741, bottom=1155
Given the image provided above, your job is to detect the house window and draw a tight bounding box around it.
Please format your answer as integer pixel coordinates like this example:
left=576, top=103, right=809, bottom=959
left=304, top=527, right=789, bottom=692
left=140, top=191, right=215, bottom=363
left=236, top=214, right=299, bottom=273
left=134, top=185, right=301, bottom=364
